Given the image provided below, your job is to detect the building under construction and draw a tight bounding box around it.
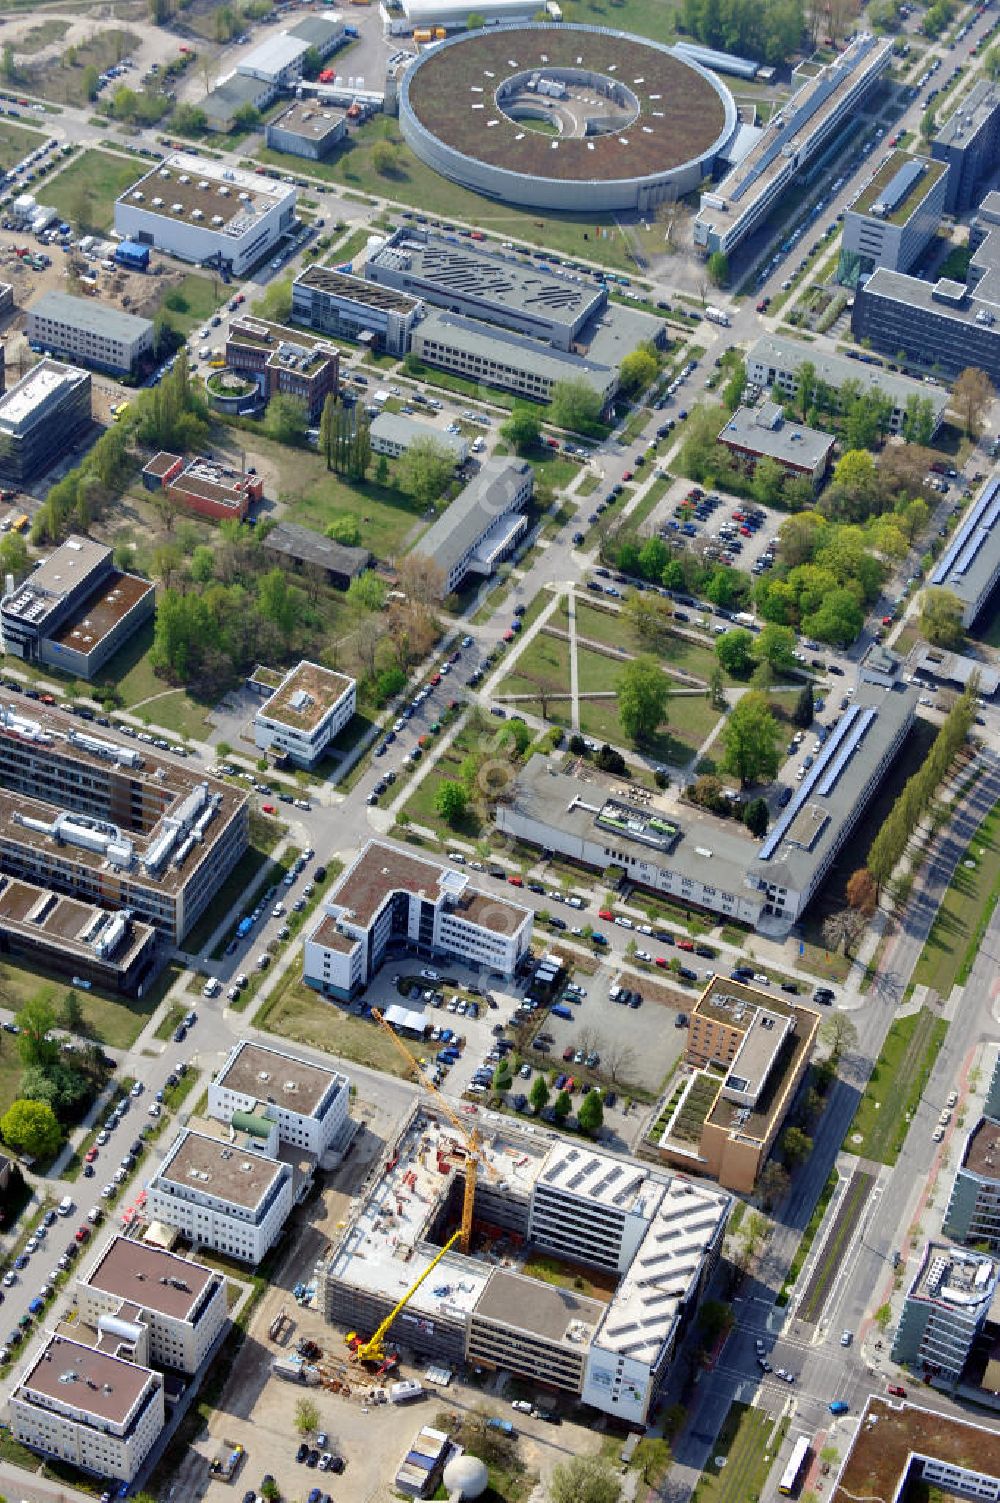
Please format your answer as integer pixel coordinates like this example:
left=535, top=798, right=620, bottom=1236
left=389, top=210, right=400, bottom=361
left=318, top=1105, right=729, bottom=1425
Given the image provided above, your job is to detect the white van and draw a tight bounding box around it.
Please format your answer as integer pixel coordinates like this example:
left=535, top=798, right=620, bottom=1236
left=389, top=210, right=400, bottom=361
left=57, top=1195, right=73, bottom=1217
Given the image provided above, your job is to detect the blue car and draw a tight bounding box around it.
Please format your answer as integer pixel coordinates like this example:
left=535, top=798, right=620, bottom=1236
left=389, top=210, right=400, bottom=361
left=829, top=1401, right=849, bottom=1415
left=551, top=1003, right=573, bottom=1020
left=28, top=1296, right=44, bottom=1315
left=14, top=1255, right=28, bottom=1270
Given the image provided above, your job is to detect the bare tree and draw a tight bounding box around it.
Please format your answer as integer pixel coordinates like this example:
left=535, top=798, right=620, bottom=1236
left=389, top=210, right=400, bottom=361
left=604, top=1041, right=637, bottom=1085
left=819, top=1012, right=858, bottom=1063
left=822, top=907, right=866, bottom=957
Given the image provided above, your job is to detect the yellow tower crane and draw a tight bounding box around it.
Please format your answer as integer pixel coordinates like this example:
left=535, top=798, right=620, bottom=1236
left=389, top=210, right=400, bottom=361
left=346, top=1229, right=461, bottom=1365
left=371, top=1006, right=494, bottom=1255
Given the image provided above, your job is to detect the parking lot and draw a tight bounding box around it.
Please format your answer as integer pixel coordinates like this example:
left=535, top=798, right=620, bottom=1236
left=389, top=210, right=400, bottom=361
left=645, top=478, right=784, bottom=573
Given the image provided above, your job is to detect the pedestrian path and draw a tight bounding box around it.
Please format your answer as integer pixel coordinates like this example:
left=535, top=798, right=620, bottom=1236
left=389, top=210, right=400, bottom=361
left=567, top=585, right=580, bottom=732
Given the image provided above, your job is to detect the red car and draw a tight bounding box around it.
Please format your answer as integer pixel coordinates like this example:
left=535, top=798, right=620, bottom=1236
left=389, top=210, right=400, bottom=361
left=881, top=614, right=893, bottom=626
left=507, top=874, right=523, bottom=887
left=655, top=956, right=669, bottom=968
left=563, top=1046, right=574, bottom=1062
left=622, top=470, right=633, bottom=482
left=84, top=1147, right=98, bottom=1163
left=261, top=803, right=276, bottom=815
left=503, top=629, right=515, bottom=642
left=75, top=1226, right=90, bottom=1243
left=599, top=908, right=614, bottom=921
left=677, top=938, right=695, bottom=952
left=887, top=1384, right=906, bottom=1397
left=430, top=673, right=442, bottom=685
left=740, top=526, right=752, bottom=537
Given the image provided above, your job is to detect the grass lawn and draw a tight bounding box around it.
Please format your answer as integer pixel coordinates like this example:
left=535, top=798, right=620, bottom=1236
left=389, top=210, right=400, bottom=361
left=797, top=1169, right=873, bottom=1322
left=399, top=715, right=505, bottom=840
left=500, top=632, right=572, bottom=703
left=778, top=1165, right=838, bottom=1305
left=254, top=122, right=654, bottom=274
left=258, top=967, right=413, bottom=1078
left=573, top=602, right=727, bottom=684
left=0, top=119, right=45, bottom=172
left=92, top=623, right=215, bottom=743
left=691, top=1403, right=787, bottom=1503
left=846, top=1007, right=949, bottom=1165
left=0, top=1044, right=23, bottom=1120
left=578, top=689, right=720, bottom=766
left=0, top=961, right=169, bottom=1053
left=627, top=473, right=672, bottom=531
left=912, top=799, right=1000, bottom=997
left=576, top=645, right=625, bottom=695
left=161, top=272, right=226, bottom=335
left=44, top=147, right=140, bottom=232
left=253, top=432, right=430, bottom=562
left=521, top=1250, right=616, bottom=1302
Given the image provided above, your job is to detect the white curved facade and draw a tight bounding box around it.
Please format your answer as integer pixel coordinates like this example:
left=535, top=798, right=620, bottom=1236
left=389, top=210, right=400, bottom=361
left=398, top=23, right=738, bottom=214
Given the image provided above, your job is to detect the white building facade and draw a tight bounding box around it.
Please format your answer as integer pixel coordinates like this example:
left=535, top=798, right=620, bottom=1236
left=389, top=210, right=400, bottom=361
left=252, top=660, right=357, bottom=768
left=145, top=1130, right=294, bottom=1265
left=208, top=1040, right=351, bottom=1156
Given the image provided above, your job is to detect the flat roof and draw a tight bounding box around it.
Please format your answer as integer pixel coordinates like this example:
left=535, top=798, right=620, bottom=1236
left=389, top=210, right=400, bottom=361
left=0, top=358, right=89, bottom=436
left=474, top=1267, right=603, bottom=1343
left=596, top=1176, right=728, bottom=1363
left=719, top=404, right=834, bottom=469
left=0, top=702, right=246, bottom=898
left=0, top=876, right=153, bottom=966
left=81, top=1236, right=218, bottom=1321
left=850, top=150, right=947, bottom=224
left=929, top=471, right=1000, bottom=612
left=257, top=659, right=354, bottom=733
left=370, top=410, right=467, bottom=458
left=144, top=451, right=181, bottom=478
left=285, top=14, right=344, bottom=46
left=833, top=1397, right=1000, bottom=1503
left=204, top=73, right=269, bottom=121
left=214, top=1039, right=347, bottom=1119
left=934, top=76, right=1000, bottom=147
left=696, top=980, right=819, bottom=1142
left=295, top=264, right=423, bottom=315
left=404, top=25, right=731, bottom=183
left=3, top=534, right=109, bottom=628
left=19, top=1334, right=158, bottom=1426
left=908, top=1239, right=999, bottom=1310
left=536, top=1141, right=655, bottom=1212
left=322, top=837, right=530, bottom=934
left=262, top=518, right=370, bottom=576
left=415, top=309, right=613, bottom=395
left=369, top=227, right=603, bottom=336
left=154, top=1130, right=287, bottom=1212
left=27, top=290, right=152, bottom=342
left=118, top=152, right=295, bottom=236
left=239, top=31, right=309, bottom=76
left=228, top=314, right=339, bottom=373
left=270, top=101, right=345, bottom=142
left=747, top=331, right=949, bottom=415
left=50, top=570, right=153, bottom=654
left=414, top=454, right=533, bottom=579
left=912, top=644, right=1000, bottom=695
left=962, top=1116, right=1000, bottom=1178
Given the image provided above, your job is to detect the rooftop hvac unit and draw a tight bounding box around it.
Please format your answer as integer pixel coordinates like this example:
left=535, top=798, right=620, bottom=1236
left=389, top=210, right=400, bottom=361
left=212, top=215, right=224, bottom=226
left=192, top=209, right=204, bottom=220
left=152, top=197, right=164, bottom=207
left=172, top=203, right=183, bottom=213
left=238, top=191, right=250, bottom=201
left=133, top=191, right=144, bottom=202
left=219, top=186, right=230, bottom=197
left=198, top=179, right=209, bottom=189
left=179, top=173, right=191, bottom=183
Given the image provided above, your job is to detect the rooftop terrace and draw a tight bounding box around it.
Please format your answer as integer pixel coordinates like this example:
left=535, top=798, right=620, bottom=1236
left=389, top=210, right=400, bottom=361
left=832, top=1397, right=1000, bottom=1503
left=257, top=659, right=354, bottom=733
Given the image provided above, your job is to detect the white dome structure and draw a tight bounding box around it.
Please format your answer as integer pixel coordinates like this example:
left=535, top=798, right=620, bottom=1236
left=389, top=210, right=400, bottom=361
left=443, top=1453, right=490, bottom=1499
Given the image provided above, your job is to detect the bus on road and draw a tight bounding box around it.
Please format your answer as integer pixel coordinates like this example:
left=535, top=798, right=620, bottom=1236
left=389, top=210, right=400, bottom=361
left=778, top=1436, right=811, bottom=1496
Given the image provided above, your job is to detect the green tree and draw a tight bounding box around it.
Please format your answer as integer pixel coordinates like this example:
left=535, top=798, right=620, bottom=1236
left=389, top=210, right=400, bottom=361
left=295, top=1396, right=319, bottom=1434
left=232, top=102, right=260, bottom=130
left=172, top=102, right=208, bottom=135
left=755, top=623, right=796, bottom=670
left=0, top=1098, right=61, bottom=1160
left=529, top=1074, right=549, bottom=1113
left=577, top=1089, right=604, bottom=1137
left=371, top=139, right=400, bottom=177
left=435, top=781, right=469, bottom=827
left=720, top=691, right=780, bottom=786
left=919, top=587, right=964, bottom=648
left=706, top=250, right=729, bottom=287
left=326, top=512, right=362, bottom=546
left=901, top=393, right=937, bottom=445
left=17, top=994, right=59, bottom=1071
left=500, top=406, right=541, bottom=453
left=820, top=1011, right=858, bottom=1062
left=190, top=544, right=214, bottom=584
left=708, top=665, right=726, bottom=710
left=259, top=1482, right=280, bottom=1503
left=793, top=682, right=814, bottom=728
left=715, top=628, right=755, bottom=678
left=782, top=1124, right=813, bottom=1167
left=553, top=1089, right=572, bottom=1122
left=618, top=655, right=670, bottom=744
left=466, top=9, right=486, bottom=23
left=265, top=392, right=309, bottom=445
left=802, top=589, right=864, bottom=647
left=301, top=45, right=322, bottom=78
left=743, top=797, right=769, bottom=838
left=832, top=448, right=879, bottom=509
left=82, top=64, right=101, bottom=100
left=697, top=1299, right=734, bottom=1346
left=548, top=377, right=604, bottom=434
left=398, top=436, right=456, bottom=506
left=1, top=42, right=15, bottom=80
left=618, top=344, right=659, bottom=399
left=347, top=572, right=386, bottom=612
left=752, top=456, right=787, bottom=508
left=549, top=1455, right=621, bottom=1503
left=60, top=989, right=86, bottom=1037
left=874, top=1301, right=893, bottom=1331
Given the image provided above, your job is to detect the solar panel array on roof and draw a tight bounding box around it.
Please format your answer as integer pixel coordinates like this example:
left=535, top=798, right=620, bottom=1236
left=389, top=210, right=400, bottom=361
left=932, top=475, right=1000, bottom=584
left=758, top=702, right=874, bottom=859
left=872, top=157, right=925, bottom=217
left=817, top=706, right=877, bottom=796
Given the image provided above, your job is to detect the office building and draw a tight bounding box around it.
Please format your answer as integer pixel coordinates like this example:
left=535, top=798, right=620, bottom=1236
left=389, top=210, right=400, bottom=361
left=0, top=358, right=90, bottom=486
left=370, top=410, right=468, bottom=465
left=926, top=472, right=1000, bottom=627
left=841, top=151, right=949, bottom=279
left=265, top=101, right=346, bottom=160
left=0, top=703, right=248, bottom=945
left=224, top=315, right=339, bottom=421
left=745, top=333, right=948, bottom=436
left=411, top=456, right=533, bottom=594
left=0, top=534, right=154, bottom=681
left=497, top=675, right=916, bottom=934
left=303, top=838, right=533, bottom=1000
left=145, top=1129, right=294, bottom=1265
left=260, top=518, right=370, bottom=584
left=319, top=1105, right=729, bottom=1425
left=831, top=1397, right=1000, bottom=1503
left=292, top=265, right=423, bottom=357
left=694, top=34, right=893, bottom=255
left=944, top=1117, right=1000, bottom=1248
left=141, top=452, right=263, bottom=523
left=656, top=977, right=820, bottom=1193
left=202, top=72, right=274, bottom=132
left=932, top=79, right=1000, bottom=214
left=893, top=1241, right=1000, bottom=1382
left=411, top=309, right=616, bottom=407
left=115, top=154, right=297, bottom=278
left=237, top=32, right=311, bottom=100
left=9, top=1335, right=165, bottom=1483
left=0, top=873, right=157, bottom=994
left=208, top=1040, right=351, bottom=1158
left=283, top=14, right=346, bottom=57
left=75, top=1237, right=227, bottom=1375
left=27, top=292, right=153, bottom=376
left=911, top=643, right=1000, bottom=696
left=717, top=401, right=834, bottom=488
left=251, top=659, right=356, bottom=768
